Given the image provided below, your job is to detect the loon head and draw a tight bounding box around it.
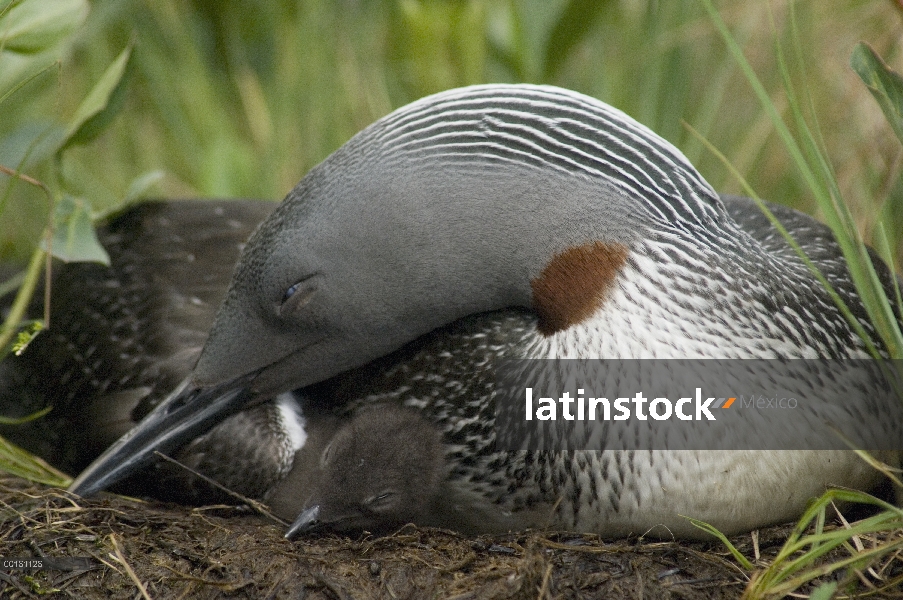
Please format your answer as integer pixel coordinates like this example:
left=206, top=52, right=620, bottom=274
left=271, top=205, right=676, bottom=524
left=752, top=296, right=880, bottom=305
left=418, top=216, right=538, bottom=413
left=195, top=85, right=730, bottom=396
left=70, top=84, right=741, bottom=496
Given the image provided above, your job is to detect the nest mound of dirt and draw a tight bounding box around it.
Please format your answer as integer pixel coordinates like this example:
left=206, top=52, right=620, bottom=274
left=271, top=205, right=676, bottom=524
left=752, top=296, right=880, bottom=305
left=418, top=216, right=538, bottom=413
left=1, top=474, right=901, bottom=599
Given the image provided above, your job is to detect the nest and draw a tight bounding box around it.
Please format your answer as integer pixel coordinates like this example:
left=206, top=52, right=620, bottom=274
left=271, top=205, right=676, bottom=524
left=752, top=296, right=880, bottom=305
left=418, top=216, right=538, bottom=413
left=1, top=474, right=902, bottom=599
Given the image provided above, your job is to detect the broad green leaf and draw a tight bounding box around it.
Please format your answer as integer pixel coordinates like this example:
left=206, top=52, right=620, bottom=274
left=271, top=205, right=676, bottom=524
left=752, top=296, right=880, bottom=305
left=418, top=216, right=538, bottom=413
left=0, top=0, right=88, bottom=55
left=851, top=42, right=903, bottom=148
left=94, top=169, right=165, bottom=220
left=0, top=44, right=56, bottom=102
left=0, top=122, right=66, bottom=173
left=40, top=195, right=110, bottom=264
left=122, top=169, right=164, bottom=205
left=0, top=57, right=55, bottom=106
left=59, top=44, right=132, bottom=152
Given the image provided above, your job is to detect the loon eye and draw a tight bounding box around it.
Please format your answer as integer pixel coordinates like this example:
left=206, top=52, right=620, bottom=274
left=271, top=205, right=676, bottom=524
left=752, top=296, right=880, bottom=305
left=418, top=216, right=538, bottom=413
left=282, top=282, right=302, bottom=303
left=279, top=273, right=321, bottom=316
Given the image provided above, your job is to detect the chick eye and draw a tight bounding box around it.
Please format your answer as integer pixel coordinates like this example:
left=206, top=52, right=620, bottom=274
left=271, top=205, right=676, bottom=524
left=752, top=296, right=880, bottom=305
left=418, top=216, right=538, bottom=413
left=320, top=440, right=336, bottom=467
left=365, top=492, right=396, bottom=510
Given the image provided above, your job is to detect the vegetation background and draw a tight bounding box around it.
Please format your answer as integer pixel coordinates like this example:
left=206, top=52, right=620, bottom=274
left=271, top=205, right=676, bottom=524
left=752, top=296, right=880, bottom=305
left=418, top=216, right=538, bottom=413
left=2, top=3, right=903, bottom=597
left=1, top=0, right=902, bottom=270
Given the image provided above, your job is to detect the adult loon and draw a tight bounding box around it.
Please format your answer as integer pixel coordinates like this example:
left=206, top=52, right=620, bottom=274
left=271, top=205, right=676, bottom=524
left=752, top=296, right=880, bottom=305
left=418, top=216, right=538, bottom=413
left=38, top=84, right=903, bottom=536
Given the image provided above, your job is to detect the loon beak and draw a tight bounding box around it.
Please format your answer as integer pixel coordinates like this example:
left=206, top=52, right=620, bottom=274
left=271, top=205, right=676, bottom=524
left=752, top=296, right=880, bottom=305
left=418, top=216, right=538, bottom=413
left=285, top=505, right=321, bottom=539
left=69, top=372, right=257, bottom=497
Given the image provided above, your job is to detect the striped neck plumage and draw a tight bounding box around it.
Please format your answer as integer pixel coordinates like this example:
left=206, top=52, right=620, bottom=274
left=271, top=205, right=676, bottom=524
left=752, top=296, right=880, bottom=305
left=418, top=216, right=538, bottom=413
left=362, top=84, right=729, bottom=236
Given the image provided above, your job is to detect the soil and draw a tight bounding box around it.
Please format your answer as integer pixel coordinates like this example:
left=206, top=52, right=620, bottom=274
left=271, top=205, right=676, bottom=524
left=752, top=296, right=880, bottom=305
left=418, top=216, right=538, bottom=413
left=1, top=474, right=900, bottom=599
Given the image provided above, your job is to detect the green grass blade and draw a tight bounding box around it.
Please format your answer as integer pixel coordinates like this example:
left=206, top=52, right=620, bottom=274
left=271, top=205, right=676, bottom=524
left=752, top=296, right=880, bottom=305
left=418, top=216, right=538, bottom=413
left=0, top=434, right=70, bottom=488
left=682, top=516, right=754, bottom=570
left=851, top=42, right=903, bottom=148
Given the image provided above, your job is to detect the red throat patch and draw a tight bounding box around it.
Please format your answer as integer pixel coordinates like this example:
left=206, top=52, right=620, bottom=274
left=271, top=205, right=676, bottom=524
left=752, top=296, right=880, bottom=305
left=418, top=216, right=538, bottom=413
left=530, top=241, right=629, bottom=336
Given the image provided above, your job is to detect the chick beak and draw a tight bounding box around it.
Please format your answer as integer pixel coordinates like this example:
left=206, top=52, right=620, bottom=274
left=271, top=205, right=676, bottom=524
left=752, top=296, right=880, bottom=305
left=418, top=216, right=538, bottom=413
left=285, top=505, right=322, bottom=539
